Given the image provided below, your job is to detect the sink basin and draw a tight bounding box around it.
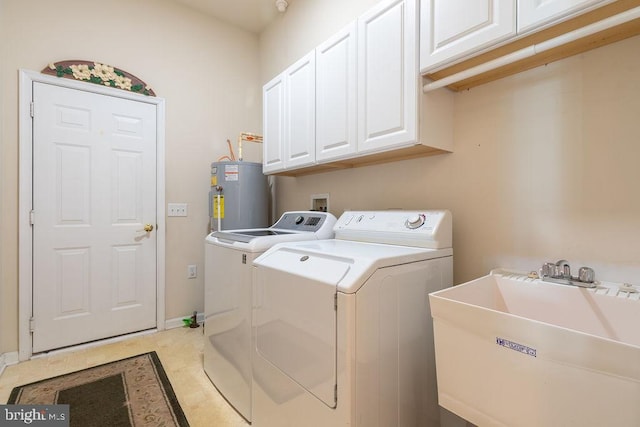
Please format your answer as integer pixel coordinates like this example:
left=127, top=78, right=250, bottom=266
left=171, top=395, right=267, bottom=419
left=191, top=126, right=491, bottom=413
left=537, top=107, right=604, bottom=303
left=429, top=270, right=640, bottom=427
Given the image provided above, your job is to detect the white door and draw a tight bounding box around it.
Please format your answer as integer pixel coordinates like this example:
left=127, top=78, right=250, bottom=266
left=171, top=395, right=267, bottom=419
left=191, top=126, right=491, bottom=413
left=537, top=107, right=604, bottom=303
left=31, top=82, right=158, bottom=352
left=262, top=73, right=286, bottom=174
left=419, top=0, right=516, bottom=72
left=284, top=50, right=316, bottom=170
left=358, top=0, right=418, bottom=154
left=517, top=0, right=610, bottom=33
left=316, top=21, right=358, bottom=163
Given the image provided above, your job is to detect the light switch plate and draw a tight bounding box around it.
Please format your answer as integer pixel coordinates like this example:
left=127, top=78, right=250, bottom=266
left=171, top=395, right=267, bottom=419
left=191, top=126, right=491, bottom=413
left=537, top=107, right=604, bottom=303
left=168, top=203, right=188, bottom=217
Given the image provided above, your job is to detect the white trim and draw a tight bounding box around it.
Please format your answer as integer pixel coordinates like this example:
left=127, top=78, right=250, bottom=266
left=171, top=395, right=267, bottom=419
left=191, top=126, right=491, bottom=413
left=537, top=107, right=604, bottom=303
left=29, top=329, right=157, bottom=360
left=18, top=69, right=166, bottom=361
left=165, top=312, right=205, bottom=330
left=156, top=98, right=167, bottom=335
left=0, top=352, right=19, bottom=377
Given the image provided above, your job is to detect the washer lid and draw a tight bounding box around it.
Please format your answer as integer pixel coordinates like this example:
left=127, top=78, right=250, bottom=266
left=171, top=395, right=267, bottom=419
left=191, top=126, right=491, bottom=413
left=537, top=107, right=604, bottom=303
left=204, top=211, right=338, bottom=252
left=210, top=229, right=297, bottom=244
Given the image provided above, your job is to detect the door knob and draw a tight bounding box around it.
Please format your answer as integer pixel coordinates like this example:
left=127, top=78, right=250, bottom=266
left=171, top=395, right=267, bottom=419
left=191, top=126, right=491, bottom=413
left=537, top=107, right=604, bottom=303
left=138, top=224, right=154, bottom=232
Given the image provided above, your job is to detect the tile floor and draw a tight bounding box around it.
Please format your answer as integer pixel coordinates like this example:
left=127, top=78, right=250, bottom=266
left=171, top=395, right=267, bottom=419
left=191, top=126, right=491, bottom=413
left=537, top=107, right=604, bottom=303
left=0, top=327, right=248, bottom=427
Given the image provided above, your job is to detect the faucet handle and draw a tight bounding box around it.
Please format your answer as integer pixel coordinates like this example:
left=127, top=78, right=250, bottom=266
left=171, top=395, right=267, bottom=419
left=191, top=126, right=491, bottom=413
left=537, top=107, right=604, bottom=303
left=541, top=262, right=555, bottom=277
left=578, top=267, right=595, bottom=283
left=555, top=260, right=571, bottom=278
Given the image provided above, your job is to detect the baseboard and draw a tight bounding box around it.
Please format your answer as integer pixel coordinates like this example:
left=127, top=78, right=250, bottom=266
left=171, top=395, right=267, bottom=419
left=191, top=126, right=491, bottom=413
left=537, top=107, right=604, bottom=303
left=165, top=312, right=204, bottom=330
left=0, top=351, right=19, bottom=377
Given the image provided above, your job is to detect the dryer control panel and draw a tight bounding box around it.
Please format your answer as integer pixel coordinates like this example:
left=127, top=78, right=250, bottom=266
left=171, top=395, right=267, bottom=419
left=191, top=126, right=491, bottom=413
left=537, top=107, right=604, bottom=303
left=334, top=210, right=452, bottom=249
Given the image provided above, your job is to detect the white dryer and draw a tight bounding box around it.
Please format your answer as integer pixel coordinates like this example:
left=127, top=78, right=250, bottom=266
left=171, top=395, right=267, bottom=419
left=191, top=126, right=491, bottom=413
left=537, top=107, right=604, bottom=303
left=204, top=211, right=337, bottom=422
left=252, top=210, right=455, bottom=427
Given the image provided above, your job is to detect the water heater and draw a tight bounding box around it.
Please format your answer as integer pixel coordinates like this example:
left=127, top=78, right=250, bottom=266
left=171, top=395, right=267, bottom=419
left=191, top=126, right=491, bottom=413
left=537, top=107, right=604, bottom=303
left=209, top=161, right=268, bottom=231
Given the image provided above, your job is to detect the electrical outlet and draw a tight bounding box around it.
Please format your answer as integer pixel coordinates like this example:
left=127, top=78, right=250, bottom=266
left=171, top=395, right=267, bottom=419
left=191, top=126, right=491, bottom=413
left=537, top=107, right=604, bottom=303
left=168, top=203, right=188, bottom=217
left=187, top=265, right=197, bottom=279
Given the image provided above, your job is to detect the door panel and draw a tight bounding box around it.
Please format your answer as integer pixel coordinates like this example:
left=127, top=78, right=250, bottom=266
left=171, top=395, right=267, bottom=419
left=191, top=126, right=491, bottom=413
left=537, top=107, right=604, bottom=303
left=285, top=51, right=316, bottom=169
left=56, top=248, right=90, bottom=316
left=262, top=74, right=285, bottom=173
left=32, top=82, right=157, bottom=352
left=518, top=0, right=609, bottom=33
left=420, top=0, right=516, bottom=72
left=358, top=0, right=417, bottom=153
left=254, top=249, right=346, bottom=408
left=316, top=22, right=358, bottom=162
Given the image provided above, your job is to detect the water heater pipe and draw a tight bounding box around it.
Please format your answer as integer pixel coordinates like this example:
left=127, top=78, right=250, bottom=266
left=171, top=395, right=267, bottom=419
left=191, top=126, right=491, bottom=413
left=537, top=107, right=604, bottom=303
left=237, top=132, right=263, bottom=161
left=422, top=6, right=640, bottom=92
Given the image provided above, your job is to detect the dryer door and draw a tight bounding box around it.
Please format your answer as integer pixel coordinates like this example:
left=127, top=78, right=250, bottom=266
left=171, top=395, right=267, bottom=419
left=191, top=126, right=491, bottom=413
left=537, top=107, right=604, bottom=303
left=253, top=248, right=350, bottom=408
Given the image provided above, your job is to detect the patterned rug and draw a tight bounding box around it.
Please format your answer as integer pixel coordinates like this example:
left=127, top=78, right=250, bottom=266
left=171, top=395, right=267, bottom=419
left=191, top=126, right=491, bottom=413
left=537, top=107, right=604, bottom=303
left=7, top=351, right=189, bottom=426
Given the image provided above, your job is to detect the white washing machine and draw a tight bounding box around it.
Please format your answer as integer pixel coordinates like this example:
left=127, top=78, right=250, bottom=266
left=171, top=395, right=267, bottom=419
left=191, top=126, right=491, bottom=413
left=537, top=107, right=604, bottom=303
left=252, top=210, right=456, bottom=427
left=203, top=211, right=337, bottom=422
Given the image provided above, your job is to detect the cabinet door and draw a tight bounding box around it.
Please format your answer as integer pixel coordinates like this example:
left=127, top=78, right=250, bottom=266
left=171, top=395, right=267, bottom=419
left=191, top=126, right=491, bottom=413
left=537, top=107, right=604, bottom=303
left=358, top=0, right=418, bottom=154
left=262, top=73, right=285, bottom=173
left=285, top=51, right=316, bottom=170
left=517, top=0, right=611, bottom=33
left=316, top=22, right=358, bottom=162
left=420, top=0, right=516, bottom=72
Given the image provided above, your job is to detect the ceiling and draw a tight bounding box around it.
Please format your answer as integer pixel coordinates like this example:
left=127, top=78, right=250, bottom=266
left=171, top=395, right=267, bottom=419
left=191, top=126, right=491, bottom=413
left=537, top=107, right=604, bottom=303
left=173, top=0, right=292, bottom=33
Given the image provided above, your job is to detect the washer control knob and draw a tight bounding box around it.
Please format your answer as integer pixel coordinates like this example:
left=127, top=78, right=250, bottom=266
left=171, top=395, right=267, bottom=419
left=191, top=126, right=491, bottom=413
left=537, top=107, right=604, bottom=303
left=295, top=215, right=304, bottom=225
left=405, top=214, right=426, bottom=229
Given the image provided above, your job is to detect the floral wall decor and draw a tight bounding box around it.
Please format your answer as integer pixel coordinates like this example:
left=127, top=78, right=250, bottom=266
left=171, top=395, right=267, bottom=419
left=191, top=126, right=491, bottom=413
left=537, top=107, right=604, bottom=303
left=41, top=60, right=156, bottom=96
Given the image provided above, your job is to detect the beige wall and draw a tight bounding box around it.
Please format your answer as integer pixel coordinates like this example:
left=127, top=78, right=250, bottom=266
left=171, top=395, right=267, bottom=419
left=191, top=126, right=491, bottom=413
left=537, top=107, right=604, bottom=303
left=3, top=0, right=639, bottom=356
left=0, top=0, right=262, bottom=353
left=260, top=0, right=640, bottom=286
left=260, top=0, right=379, bottom=82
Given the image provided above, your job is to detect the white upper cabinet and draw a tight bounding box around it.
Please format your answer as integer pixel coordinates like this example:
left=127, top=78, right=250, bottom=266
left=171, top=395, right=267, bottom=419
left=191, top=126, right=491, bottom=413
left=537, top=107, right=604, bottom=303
left=316, top=22, right=358, bottom=163
left=420, top=0, right=619, bottom=80
left=517, top=0, right=612, bottom=33
left=263, top=0, right=454, bottom=175
left=263, top=51, right=316, bottom=174
left=262, top=73, right=285, bottom=174
left=358, top=0, right=418, bottom=154
left=284, top=51, right=316, bottom=170
left=420, top=0, right=516, bottom=72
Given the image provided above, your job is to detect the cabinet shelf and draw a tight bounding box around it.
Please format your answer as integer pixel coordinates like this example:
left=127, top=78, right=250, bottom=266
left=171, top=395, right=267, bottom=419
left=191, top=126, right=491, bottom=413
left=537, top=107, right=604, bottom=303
left=424, top=0, right=640, bottom=92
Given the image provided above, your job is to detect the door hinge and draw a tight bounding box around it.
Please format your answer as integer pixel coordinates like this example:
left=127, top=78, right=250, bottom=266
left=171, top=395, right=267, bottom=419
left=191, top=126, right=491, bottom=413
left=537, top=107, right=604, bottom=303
left=334, top=383, right=338, bottom=404
left=30, top=102, right=34, bottom=118
left=242, top=254, right=247, bottom=264
left=334, top=293, right=337, bottom=310
left=29, top=317, right=35, bottom=333
left=29, top=209, right=34, bottom=226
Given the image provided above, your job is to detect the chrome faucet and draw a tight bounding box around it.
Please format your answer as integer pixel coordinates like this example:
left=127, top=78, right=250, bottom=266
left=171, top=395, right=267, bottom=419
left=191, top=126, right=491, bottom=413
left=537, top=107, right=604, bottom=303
left=540, top=260, right=596, bottom=288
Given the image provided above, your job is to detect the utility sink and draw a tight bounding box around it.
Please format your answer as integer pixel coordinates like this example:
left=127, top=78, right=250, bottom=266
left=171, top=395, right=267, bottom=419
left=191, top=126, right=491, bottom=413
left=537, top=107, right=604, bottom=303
left=429, top=270, right=640, bottom=427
